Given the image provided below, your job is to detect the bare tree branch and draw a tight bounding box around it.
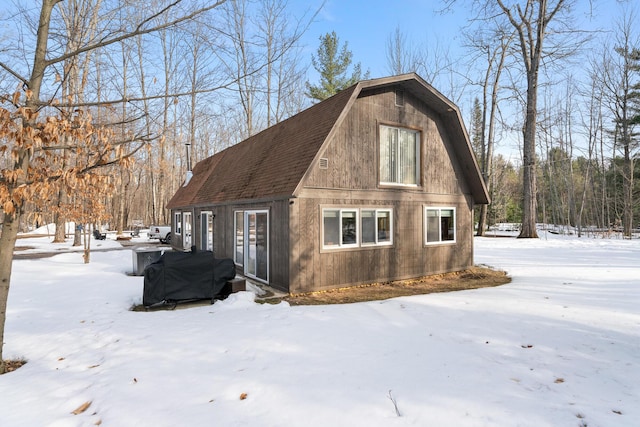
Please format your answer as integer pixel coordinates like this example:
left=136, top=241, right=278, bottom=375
left=45, top=0, right=227, bottom=69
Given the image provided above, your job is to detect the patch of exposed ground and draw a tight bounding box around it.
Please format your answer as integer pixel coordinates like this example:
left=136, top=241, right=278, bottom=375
left=270, top=265, right=511, bottom=306
left=131, top=265, right=510, bottom=310
left=1, top=359, right=27, bottom=375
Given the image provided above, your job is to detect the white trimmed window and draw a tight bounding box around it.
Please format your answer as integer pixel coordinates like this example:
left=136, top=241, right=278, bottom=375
left=174, top=211, right=182, bottom=235
left=424, top=207, right=456, bottom=244
left=361, top=209, right=393, bottom=246
left=234, top=211, right=244, bottom=265
left=323, top=209, right=358, bottom=248
left=380, top=125, right=421, bottom=186
left=322, top=208, right=393, bottom=249
left=183, top=212, right=192, bottom=248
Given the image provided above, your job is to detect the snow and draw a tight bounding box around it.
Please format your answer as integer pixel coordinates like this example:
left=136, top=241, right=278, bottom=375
left=1, top=232, right=638, bottom=427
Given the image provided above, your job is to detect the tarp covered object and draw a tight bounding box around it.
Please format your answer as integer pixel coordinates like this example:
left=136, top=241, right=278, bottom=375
left=143, top=250, right=236, bottom=307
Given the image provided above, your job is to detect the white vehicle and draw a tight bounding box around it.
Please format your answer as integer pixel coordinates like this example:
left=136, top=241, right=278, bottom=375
left=149, top=225, right=172, bottom=244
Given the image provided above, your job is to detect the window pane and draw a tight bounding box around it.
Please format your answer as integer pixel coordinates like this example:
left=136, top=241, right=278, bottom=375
left=380, top=125, right=419, bottom=185
left=183, top=212, right=192, bottom=248
left=341, top=211, right=357, bottom=245
left=377, top=211, right=391, bottom=243
left=235, top=211, right=244, bottom=264
left=361, top=210, right=376, bottom=244
left=426, top=209, right=440, bottom=242
left=174, top=213, right=182, bottom=234
left=323, top=210, right=340, bottom=246
left=380, top=127, right=398, bottom=182
left=441, top=209, right=455, bottom=241
left=399, top=130, right=416, bottom=184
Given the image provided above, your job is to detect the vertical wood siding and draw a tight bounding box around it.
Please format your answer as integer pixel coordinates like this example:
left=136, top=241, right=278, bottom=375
left=181, top=85, right=478, bottom=294
left=289, top=86, right=476, bottom=293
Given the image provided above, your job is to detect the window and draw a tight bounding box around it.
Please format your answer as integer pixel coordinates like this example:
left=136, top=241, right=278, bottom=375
left=361, top=209, right=393, bottom=245
left=424, top=207, right=456, bottom=244
left=174, top=212, right=182, bottom=235
left=234, top=211, right=244, bottom=265
left=323, top=209, right=358, bottom=248
left=200, top=211, right=213, bottom=251
left=322, top=207, right=393, bottom=249
left=183, top=212, right=192, bottom=248
left=380, top=125, right=420, bottom=186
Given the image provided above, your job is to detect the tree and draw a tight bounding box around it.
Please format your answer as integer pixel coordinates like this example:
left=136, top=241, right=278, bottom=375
left=385, top=25, right=422, bottom=75
left=306, top=31, right=367, bottom=101
left=0, top=0, right=226, bottom=374
left=465, top=22, right=513, bottom=235
left=494, top=0, right=570, bottom=238
left=599, top=7, right=639, bottom=237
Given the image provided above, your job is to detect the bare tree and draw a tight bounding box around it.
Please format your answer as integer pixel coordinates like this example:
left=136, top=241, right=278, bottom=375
left=465, top=22, right=513, bottom=235
left=598, top=7, right=639, bottom=237
left=0, top=0, right=227, bottom=374
left=257, top=0, right=314, bottom=126
left=494, top=0, right=571, bottom=238
left=385, top=25, right=422, bottom=75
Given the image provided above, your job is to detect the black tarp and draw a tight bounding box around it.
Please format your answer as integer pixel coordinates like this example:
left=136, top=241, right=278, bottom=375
left=143, top=250, right=236, bottom=307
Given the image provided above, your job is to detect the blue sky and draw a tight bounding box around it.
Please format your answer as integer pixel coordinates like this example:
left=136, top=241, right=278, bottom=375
left=297, top=0, right=625, bottom=79
left=293, top=0, right=631, bottom=159
left=298, top=0, right=467, bottom=78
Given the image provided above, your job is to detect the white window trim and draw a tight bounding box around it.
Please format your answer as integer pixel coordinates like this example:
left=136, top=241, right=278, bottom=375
left=174, top=211, right=182, bottom=235
left=200, top=211, right=213, bottom=251
left=321, top=207, right=394, bottom=250
left=424, top=206, right=457, bottom=245
left=322, top=208, right=359, bottom=250
left=361, top=208, right=393, bottom=247
left=183, top=211, right=192, bottom=248
left=233, top=210, right=244, bottom=266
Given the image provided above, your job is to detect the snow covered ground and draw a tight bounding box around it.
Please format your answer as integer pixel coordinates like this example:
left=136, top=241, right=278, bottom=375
left=1, top=232, right=638, bottom=427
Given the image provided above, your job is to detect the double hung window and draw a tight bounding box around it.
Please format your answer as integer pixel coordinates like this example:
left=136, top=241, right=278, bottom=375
left=380, top=125, right=421, bottom=186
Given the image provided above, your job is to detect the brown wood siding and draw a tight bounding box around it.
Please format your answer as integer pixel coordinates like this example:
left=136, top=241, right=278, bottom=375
left=191, top=200, right=290, bottom=292
left=289, top=86, right=475, bottom=293
left=288, top=191, right=474, bottom=293
left=169, top=75, right=487, bottom=294
left=306, top=87, right=464, bottom=197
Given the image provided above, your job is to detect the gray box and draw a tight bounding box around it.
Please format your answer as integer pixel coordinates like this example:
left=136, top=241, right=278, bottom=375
left=132, top=248, right=163, bottom=276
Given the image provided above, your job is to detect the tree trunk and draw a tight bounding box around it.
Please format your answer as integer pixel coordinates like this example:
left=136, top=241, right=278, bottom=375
left=519, top=71, right=539, bottom=238
left=53, top=185, right=67, bottom=243
left=0, top=213, right=20, bottom=373
left=623, top=146, right=633, bottom=237
left=0, top=0, right=58, bottom=373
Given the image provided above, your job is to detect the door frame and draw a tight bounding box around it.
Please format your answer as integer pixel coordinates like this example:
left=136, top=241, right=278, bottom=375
left=200, top=211, right=214, bottom=252
left=243, top=209, right=269, bottom=283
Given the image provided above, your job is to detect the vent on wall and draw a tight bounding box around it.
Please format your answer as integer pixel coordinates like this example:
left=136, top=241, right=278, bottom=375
left=395, top=89, right=405, bottom=107
left=319, top=158, right=329, bottom=169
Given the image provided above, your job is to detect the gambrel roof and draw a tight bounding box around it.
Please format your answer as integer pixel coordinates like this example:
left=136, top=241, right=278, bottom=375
left=167, top=73, right=489, bottom=209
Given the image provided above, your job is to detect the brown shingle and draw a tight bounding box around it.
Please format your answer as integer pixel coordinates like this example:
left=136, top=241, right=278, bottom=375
left=167, top=73, right=490, bottom=209
left=167, top=84, right=358, bottom=208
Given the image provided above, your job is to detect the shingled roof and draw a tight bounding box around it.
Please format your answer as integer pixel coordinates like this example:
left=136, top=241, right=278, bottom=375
left=167, top=73, right=489, bottom=209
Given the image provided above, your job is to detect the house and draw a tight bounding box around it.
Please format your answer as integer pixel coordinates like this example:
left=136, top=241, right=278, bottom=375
left=166, top=73, right=489, bottom=294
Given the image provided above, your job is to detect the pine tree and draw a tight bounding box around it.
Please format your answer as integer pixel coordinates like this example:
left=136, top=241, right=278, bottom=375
left=306, top=31, right=367, bottom=101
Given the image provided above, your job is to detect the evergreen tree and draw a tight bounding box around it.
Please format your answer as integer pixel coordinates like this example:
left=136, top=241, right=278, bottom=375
left=306, top=31, right=368, bottom=101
